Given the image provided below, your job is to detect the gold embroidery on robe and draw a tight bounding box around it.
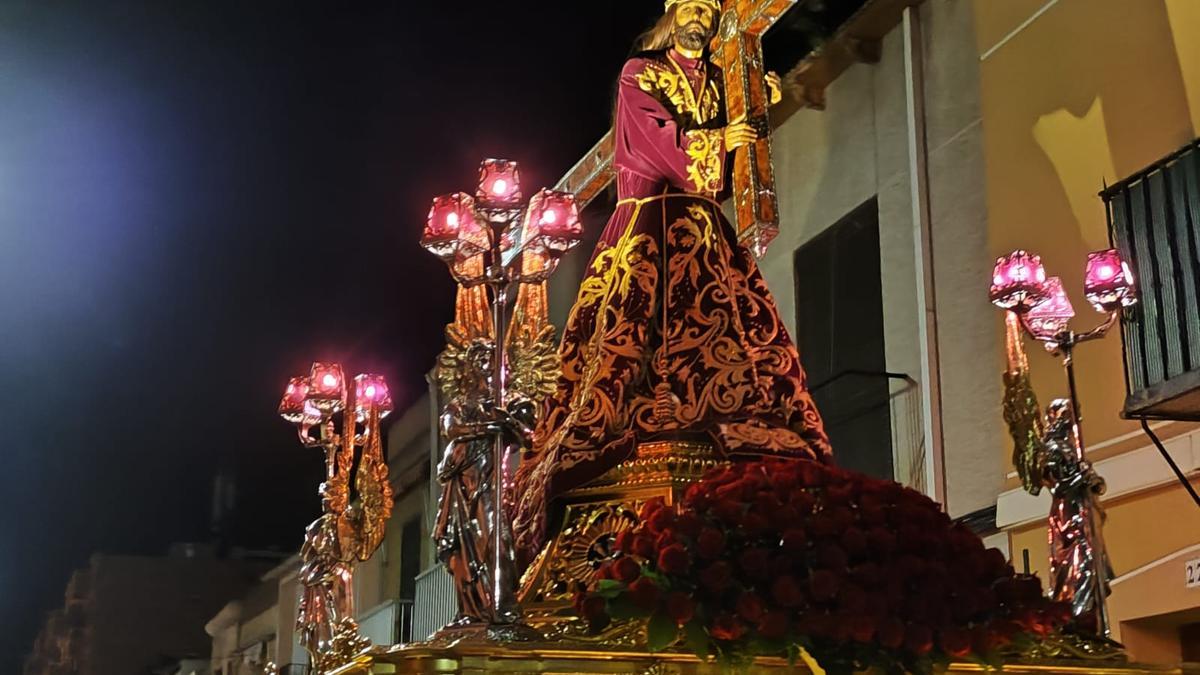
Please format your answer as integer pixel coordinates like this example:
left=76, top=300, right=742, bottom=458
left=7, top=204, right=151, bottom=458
left=633, top=60, right=721, bottom=125
left=684, top=129, right=724, bottom=195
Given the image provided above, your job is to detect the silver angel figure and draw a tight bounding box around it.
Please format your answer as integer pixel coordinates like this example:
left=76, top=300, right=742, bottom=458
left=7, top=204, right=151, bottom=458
left=296, top=483, right=362, bottom=662
left=1042, top=400, right=1113, bottom=631
left=433, top=340, right=533, bottom=626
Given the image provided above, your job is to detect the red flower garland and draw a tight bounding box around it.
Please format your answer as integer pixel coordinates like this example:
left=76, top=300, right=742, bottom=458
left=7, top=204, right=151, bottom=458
left=577, top=460, right=1071, bottom=674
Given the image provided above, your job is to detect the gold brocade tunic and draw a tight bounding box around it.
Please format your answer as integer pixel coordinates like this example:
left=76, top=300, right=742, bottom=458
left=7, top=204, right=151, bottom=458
left=511, top=49, right=832, bottom=567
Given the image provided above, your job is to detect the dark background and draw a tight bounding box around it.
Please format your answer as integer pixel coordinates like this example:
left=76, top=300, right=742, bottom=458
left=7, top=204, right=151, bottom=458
left=0, top=1, right=662, bottom=669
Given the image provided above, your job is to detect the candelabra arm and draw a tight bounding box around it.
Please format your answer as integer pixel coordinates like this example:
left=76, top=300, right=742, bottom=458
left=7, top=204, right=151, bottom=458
left=1075, top=311, right=1120, bottom=344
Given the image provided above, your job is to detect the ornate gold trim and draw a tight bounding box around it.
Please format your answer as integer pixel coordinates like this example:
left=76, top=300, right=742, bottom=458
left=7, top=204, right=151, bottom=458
left=683, top=129, right=724, bottom=195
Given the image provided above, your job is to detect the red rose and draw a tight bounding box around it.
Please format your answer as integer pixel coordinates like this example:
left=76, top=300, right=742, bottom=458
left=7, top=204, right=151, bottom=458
left=712, top=498, right=744, bottom=525
left=850, top=615, right=877, bottom=643
left=770, top=505, right=800, bottom=531
left=859, top=504, right=887, bottom=527
left=983, top=548, right=1011, bottom=580
left=595, top=562, right=613, bottom=581
left=837, top=584, right=867, bottom=613
left=809, top=513, right=838, bottom=539
left=580, top=594, right=608, bottom=623
left=905, top=623, right=934, bottom=655
left=674, top=512, right=703, bottom=538
left=632, top=534, right=656, bottom=560
left=655, top=529, right=678, bottom=551
left=696, top=527, right=725, bottom=559
left=657, top=544, right=690, bottom=575
left=809, top=569, right=840, bottom=603
left=754, top=491, right=782, bottom=514
left=647, top=506, right=676, bottom=535
left=613, top=556, right=641, bottom=583
left=614, top=529, right=634, bottom=554
left=639, top=497, right=667, bottom=522
left=757, top=610, right=790, bottom=640
left=840, top=527, right=867, bottom=558
left=816, top=542, right=849, bottom=570
left=796, top=461, right=828, bottom=486
left=866, top=527, right=897, bottom=556
left=790, top=490, right=816, bottom=515
left=741, top=511, right=769, bottom=535
left=709, top=612, right=747, bottom=641
left=735, top=591, right=766, bottom=623
left=878, top=617, right=905, bottom=649
left=628, top=577, right=661, bottom=611
left=781, top=528, right=808, bottom=553
left=939, top=626, right=972, bottom=658
left=771, top=575, right=804, bottom=607
left=699, top=561, right=733, bottom=593
left=738, top=547, right=771, bottom=580
left=851, top=562, right=882, bottom=589
left=665, top=591, right=696, bottom=625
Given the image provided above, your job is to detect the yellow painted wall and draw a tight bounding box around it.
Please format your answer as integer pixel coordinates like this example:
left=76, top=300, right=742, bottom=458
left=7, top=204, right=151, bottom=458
left=1008, top=481, right=1200, bottom=592
left=974, top=0, right=1199, bottom=459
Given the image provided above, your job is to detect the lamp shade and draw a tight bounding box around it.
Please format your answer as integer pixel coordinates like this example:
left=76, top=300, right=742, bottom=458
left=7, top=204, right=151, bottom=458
left=306, top=362, right=346, bottom=414
left=1023, top=276, right=1075, bottom=339
left=522, top=189, right=582, bottom=258
left=278, top=376, right=322, bottom=425
left=354, top=373, right=393, bottom=420
left=1084, top=248, right=1137, bottom=312
left=422, top=193, right=487, bottom=263
left=989, top=250, right=1049, bottom=312
left=476, top=159, right=522, bottom=207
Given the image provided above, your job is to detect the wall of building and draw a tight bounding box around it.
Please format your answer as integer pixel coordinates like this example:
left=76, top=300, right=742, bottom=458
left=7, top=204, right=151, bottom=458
left=760, top=0, right=1002, bottom=517
left=973, top=0, right=1200, bottom=659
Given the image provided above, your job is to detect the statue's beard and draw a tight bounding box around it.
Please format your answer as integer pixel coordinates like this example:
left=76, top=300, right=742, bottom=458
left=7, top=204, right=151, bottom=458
left=676, top=22, right=710, bottom=51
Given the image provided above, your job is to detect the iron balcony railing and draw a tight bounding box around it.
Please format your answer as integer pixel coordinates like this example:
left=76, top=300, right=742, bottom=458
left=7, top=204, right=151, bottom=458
left=1103, top=138, right=1200, bottom=420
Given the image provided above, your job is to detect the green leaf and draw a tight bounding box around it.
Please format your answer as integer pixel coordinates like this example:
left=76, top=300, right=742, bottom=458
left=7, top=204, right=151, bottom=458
left=640, top=567, right=668, bottom=586
left=646, top=612, right=679, bottom=652
left=607, top=594, right=644, bottom=620
left=684, top=618, right=710, bottom=659
left=594, top=579, right=625, bottom=599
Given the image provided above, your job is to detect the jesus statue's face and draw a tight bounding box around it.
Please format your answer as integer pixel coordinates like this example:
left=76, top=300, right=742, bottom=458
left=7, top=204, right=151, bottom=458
left=673, top=1, right=717, bottom=52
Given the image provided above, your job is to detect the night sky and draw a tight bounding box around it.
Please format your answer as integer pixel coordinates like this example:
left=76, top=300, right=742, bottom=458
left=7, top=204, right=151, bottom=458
left=0, top=1, right=662, bottom=669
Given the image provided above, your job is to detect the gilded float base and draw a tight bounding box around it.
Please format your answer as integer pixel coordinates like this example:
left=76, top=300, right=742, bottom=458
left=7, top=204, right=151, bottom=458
left=517, top=439, right=722, bottom=638
left=327, top=639, right=1191, bottom=675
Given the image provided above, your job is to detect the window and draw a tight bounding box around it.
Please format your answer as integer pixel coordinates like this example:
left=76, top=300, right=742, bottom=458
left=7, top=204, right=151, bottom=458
left=793, top=198, right=893, bottom=479
left=1103, top=138, right=1200, bottom=420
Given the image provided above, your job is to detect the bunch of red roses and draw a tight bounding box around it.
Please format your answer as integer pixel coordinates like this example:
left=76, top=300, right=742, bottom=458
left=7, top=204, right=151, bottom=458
left=576, top=459, right=1071, bottom=674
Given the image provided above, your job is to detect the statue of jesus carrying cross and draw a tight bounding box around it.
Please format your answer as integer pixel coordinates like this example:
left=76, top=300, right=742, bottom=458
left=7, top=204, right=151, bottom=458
left=511, top=0, right=833, bottom=568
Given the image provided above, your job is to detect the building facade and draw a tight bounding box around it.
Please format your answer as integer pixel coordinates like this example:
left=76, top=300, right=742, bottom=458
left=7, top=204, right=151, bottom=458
left=733, top=0, right=1200, bottom=663
left=23, top=546, right=265, bottom=675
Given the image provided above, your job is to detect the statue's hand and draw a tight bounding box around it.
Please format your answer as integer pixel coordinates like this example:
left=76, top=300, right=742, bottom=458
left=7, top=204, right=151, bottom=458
left=724, top=121, right=758, bottom=150
left=766, top=71, right=784, bottom=106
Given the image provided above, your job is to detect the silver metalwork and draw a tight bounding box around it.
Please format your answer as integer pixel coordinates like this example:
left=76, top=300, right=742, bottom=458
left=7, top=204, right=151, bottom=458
left=1042, top=399, right=1113, bottom=632
left=423, top=161, right=580, bottom=638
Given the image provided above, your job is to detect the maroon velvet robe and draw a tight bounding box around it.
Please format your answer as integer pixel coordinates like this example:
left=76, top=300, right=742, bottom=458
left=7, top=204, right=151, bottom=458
left=512, top=49, right=831, bottom=566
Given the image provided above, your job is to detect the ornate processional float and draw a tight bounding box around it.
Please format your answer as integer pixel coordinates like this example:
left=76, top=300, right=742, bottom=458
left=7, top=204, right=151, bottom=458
left=275, top=1, right=1190, bottom=673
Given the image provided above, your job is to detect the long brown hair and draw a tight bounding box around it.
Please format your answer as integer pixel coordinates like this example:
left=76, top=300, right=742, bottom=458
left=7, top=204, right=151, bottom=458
left=633, top=6, right=678, bottom=54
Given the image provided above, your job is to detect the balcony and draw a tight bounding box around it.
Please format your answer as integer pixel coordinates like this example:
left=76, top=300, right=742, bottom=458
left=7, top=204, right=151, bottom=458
left=1103, top=139, right=1200, bottom=420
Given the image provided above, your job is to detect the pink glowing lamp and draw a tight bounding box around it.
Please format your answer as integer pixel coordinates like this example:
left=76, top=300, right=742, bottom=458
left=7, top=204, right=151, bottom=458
left=989, top=250, right=1049, bottom=312
left=277, top=376, right=322, bottom=425
left=1023, top=276, right=1075, bottom=339
left=476, top=159, right=522, bottom=207
left=305, top=362, right=346, bottom=414
left=1084, top=248, right=1137, bottom=312
left=354, top=373, right=393, bottom=420
left=522, top=189, right=583, bottom=259
left=422, top=193, right=488, bottom=263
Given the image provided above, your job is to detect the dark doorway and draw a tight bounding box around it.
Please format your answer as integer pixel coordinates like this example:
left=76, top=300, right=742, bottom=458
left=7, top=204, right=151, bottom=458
left=793, top=198, right=893, bottom=479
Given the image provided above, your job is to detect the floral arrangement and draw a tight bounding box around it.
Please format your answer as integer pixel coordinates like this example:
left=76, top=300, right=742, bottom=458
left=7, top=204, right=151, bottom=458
left=575, top=460, right=1071, bottom=675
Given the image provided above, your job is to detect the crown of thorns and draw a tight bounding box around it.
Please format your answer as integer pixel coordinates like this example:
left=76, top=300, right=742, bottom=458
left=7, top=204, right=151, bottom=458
left=665, top=0, right=721, bottom=12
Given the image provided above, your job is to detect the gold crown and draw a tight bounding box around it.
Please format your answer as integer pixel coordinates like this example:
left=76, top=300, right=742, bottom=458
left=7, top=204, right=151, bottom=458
left=665, top=0, right=721, bottom=12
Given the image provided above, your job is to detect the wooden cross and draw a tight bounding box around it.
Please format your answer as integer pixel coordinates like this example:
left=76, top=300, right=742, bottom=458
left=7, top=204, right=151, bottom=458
left=555, top=0, right=798, bottom=255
